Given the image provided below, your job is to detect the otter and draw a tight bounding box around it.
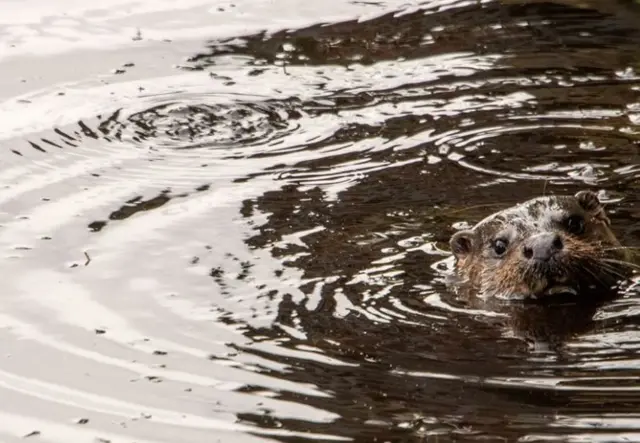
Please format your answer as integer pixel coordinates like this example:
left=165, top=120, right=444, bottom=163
left=449, top=190, right=635, bottom=301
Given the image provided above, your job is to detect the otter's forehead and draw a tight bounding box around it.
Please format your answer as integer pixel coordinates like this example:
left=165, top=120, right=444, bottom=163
left=473, top=195, right=577, bottom=235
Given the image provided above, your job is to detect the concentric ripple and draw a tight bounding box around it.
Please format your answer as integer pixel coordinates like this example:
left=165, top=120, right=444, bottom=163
left=96, top=98, right=306, bottom=151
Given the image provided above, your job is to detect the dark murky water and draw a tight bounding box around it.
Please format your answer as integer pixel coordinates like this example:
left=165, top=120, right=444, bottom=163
left=1, top=0, right=640, bottom=442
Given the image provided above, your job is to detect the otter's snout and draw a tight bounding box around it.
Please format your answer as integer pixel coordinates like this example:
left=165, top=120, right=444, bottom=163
left=522, top=232, right=563, bottom=262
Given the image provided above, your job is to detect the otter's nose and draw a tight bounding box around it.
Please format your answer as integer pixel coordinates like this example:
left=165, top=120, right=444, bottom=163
left=522, top=233, right=563, bottom=261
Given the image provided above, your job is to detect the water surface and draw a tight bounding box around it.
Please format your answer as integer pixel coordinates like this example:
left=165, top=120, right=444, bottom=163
left=0, top=0, right=639, bottom=442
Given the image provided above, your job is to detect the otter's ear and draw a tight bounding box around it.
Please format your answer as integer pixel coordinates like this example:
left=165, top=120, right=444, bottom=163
left=450, top=230, right=477, bottom=257
left=575, top=190, right=602, bottom=213
left=575, top=190, right=611, bottom=225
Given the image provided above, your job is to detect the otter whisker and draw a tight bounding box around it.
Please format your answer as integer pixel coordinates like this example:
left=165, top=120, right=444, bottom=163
left=568, top=261, right=600, bottom=285
left=596, top=259, right=623, bottom=272
left=603, top=246, right=640, bottom=251
left=583, top=266, right=613, bottom=288
left=571, top=258, right=619, bottom=287
left=593, top=263, right=627, bottom=281
left=590, top=260, right=631, bottom=282
left=601, top=258, right=640, bottom=271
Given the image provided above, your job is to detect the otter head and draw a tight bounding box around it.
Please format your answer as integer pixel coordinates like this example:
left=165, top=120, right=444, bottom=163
left=449, top=190, right=629, bottom=301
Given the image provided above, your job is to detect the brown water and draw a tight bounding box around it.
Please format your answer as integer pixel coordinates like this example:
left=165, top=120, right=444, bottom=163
left=1, top=0, right=640, bottom=442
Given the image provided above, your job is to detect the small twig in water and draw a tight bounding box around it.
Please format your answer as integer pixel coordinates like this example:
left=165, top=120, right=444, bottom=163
left=84, top=251, right=91, bottom=266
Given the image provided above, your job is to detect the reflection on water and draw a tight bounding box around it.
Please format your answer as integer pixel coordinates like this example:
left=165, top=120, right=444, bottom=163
left=0, top=0, right=639, bottom=442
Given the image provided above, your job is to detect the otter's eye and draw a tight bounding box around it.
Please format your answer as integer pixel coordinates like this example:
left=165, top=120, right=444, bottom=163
left=565, top=215, right=585, bottom=235
left=492, top=239, right=509, bottom=256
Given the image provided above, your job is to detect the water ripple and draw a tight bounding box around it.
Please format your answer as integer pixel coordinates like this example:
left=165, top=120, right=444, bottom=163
left=0, top=1, right=639, bottom=442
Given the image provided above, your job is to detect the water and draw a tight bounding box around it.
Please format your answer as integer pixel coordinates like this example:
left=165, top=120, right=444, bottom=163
left=0, top=0, right=639, bottom=441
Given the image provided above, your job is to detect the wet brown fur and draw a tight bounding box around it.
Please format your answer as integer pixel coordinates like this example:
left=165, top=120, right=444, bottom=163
left=449, top=190, right=635, bottom=300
